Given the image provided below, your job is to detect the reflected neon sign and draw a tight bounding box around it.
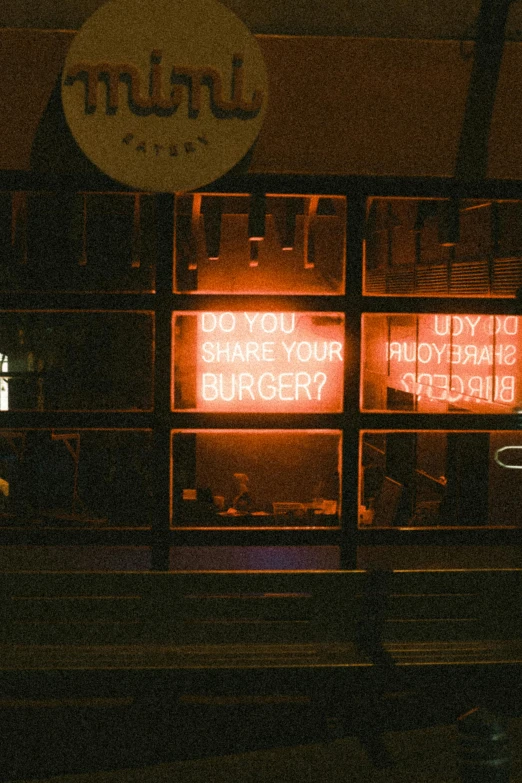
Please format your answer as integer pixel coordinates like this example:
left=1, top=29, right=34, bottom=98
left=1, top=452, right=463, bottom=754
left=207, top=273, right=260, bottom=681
left=385, top=315, right=521, bottom=407
left=197, top=312, right=344, bottom=411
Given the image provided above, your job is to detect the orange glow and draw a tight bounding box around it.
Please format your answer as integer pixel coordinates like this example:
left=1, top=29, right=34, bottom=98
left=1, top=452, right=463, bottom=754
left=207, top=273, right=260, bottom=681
left=195, top=312, right=344, bottom=412
left=174, top=194, right=346, bottom=295
left=363, top=314, right=522, bottom=412
left=171, top=429, right=342, bottom=529
left=359, top=429, right=522, bottom=528
left=172, top=311, right=344, bottom=412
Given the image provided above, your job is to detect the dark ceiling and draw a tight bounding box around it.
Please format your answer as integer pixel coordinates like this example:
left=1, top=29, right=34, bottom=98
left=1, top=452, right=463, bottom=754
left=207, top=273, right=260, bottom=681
left=2, top=0, right=522, bottom=39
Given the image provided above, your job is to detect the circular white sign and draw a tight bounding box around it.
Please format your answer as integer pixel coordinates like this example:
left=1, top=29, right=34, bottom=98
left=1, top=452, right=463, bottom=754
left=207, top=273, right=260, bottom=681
left=61, top=0, right=268, bottom=192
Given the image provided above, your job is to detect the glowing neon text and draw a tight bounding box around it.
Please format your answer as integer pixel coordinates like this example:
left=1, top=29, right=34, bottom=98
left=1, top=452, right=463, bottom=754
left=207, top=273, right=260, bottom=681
left=384, top=315, right=521, bottom=408
left=195, top=312, right=344, bottom=410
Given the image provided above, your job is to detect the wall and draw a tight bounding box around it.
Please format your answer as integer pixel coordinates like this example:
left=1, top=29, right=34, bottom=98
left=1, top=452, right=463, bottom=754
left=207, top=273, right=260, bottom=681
left=3, top=30, right=522, bottom=178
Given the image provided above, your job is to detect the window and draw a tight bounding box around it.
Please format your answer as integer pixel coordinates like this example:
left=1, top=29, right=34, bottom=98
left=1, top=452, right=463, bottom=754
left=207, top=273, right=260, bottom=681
left=359, top=189, right=522, bottom=544
left=173, top=310, right=344, bottom=412
left=0, top=192, right=156, bottom=293
left=0, top=429, right=153, bottom=528
left=171, top=430, right=341, bottom=528
left=0, top=189, right=157, bottom=536
left=359, top=430, right=522, bottom=529
left=362, top=313, right=522, bottom=412
left=174, top=194, right=346, bottom=294
left=2, top=179, right=521, bottom=565
left=171, top=191, right=347, bottom=534
left=0, top=310, right=153, bottom=411
left=364, top=198, right=522, bottom=298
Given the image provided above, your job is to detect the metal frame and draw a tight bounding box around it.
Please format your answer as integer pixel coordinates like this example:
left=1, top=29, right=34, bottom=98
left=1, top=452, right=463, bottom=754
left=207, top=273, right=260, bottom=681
left=1, top=171, right=522, bottom=569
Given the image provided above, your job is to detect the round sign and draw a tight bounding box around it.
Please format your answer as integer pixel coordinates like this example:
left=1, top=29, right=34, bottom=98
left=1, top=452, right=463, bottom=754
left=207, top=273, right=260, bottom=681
left=61, top=0, right=268, bottom=192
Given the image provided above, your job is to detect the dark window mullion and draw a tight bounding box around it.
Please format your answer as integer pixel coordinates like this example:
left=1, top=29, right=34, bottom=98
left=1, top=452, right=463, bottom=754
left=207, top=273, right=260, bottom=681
left=341, top=191, right=366, bottom=567
left=151, top=193, right=175, bottom=570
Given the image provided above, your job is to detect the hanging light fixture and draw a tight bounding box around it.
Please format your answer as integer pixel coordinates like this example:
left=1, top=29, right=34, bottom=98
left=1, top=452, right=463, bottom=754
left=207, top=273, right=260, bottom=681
left=131, top=193, right=141, bottom=268
left=438, top=198, right=460, bottom=247
left=304, top=196, right=319, bottom=269
left=204, top=196, right=222, bottom=261
left=187, top=193, right=202, bottom=270
left=67, top=192, right=87, bottom=268
left=249, top=238, right=259, bottom=267
left=281, top=197, right=299, bottom=251
left=11, top=191, right=28, bottom=266
left=248, top=191, right=265, bottom=267
left=248, top=191, right=266, bottom=241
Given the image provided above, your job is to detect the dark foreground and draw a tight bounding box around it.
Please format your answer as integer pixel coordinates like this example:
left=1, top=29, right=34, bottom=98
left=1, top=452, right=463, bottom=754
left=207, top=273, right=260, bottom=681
left=3, top=685, right=522, bottom=782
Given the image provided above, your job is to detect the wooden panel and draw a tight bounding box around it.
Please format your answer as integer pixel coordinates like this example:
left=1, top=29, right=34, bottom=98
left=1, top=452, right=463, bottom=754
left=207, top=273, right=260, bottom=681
left=5, top=32, right=522, bottom=179
left=384, top=570, right=522, bottom=644
left=0, top=570, right=367, bottom=647
left=0, top=572, right=164, bottom=645
left=2, top=570, right=519, bottom=667
left=387, top=592, right=482, bottom=620
left=155, top=571, right=366, bottom=645
left=0, top=571, right=156, bottom=597
left=497, top=202, right=522, bottom=257
left=4, top=595, right=143, bottom=623
left=170, top=619, right=316, bottom=646
left=384, top=618, right=487, bottom=644
left=0, top=33, right=472, bottom=176
left=180, top=594, right=313, bottom=618
left=2, top=621, right=150, bottom=646
left=390, top=569, right=522, bottom=594
left=420, top=214, right=449, bottom=265
left=0, top=641, right=368, bottom=671
left=387, top=639, right=522, bottom=665
left=455, top=204, right=492, bottom=261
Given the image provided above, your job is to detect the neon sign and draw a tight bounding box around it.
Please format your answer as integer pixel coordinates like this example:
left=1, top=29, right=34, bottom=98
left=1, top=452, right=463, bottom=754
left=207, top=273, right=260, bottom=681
left=382, top=314, right=522, bottom=410
left=495, top=446, right=522, bottom=469
left=193, top=312, right=344, bottom=412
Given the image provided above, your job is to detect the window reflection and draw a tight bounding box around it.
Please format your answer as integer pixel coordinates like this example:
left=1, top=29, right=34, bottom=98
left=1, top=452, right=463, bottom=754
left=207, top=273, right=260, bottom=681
left=0, top=311, right=153, bottom=411
left=362, top=313, right=522, bottom=412
left=360, top=430, right=522, bottom=528
left=364, top=198, right=522, bottom=297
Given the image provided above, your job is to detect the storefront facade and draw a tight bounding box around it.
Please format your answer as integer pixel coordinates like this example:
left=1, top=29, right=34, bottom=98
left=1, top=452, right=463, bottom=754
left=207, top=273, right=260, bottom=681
left=1, top=7, right=522, bottom=570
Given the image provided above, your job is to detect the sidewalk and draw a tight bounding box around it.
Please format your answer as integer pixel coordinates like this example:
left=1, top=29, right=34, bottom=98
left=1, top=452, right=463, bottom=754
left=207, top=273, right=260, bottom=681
left=12, top=718, right=522, bottom=783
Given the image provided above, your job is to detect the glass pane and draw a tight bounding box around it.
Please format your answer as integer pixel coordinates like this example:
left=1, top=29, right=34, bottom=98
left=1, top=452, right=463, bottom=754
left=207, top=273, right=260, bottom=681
left=364, top=198, right=522, bottom=297
left=174, top=194, right=346, bottom=294
left=359, top=430, right=522, bottom=528
left=0, top=311, right=153, bottom=411
left=0, top=192, right=156, bottom=292
left=173, top=311, right=344, bottom=412
left=0, top=429, right=152, bottom=529
left=362, top=313, right=522, bottom=412
left=172, top=430, right=342, bottom=528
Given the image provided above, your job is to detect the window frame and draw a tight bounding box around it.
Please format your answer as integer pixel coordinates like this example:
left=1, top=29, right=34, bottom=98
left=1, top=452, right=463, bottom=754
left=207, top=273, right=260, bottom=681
left=1, top=171, right=521, bottom=567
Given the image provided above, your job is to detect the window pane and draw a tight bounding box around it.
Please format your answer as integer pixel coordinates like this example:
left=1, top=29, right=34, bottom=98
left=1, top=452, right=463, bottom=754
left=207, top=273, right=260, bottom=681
left=175, top=194, right=346, bottom=294
left=362, top=313, right=522, bottom=412
left=364, top=198, right=522, bottom=297
left=173, top=311, right=344, bottom=412
left=172, top=430, right=341, bottom=528
left=360, top=430, right=522, bottom=528
left=0, top=429, right=152, bottom=529
left=0, top=311, right=153, bottom=411
left=0, top=192, right=156, bottom=292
